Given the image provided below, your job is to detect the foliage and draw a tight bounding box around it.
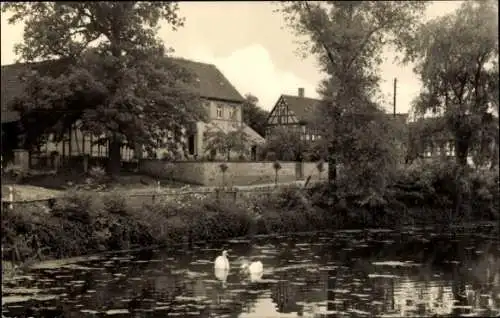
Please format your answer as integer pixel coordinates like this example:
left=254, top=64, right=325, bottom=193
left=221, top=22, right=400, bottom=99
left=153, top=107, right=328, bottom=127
left=316, top=160, right=325, bottom=179
left=219, top=163, right=228, bottom=173
left=402, top=0, right=499, bottom=168
left=2, top=2, right=207, bottom=175
left=276, top=1, right=428, bottom=199
left=2, top=163, right=498, bottom=265
left=273, top=161, right=282, bottom=171
left=261, top=126, right=307, bottom=161
left=242, top=94, right=269, bottom=137
left=203, top=124, right=251, bottom=161
left=88, top=165, right=106, bottom=181
left=273, top=161, right=281, bottom=185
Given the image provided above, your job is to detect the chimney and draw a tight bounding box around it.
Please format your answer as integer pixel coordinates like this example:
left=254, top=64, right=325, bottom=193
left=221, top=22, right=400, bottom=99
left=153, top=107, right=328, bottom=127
left=298, top=87, right=305, bottom=97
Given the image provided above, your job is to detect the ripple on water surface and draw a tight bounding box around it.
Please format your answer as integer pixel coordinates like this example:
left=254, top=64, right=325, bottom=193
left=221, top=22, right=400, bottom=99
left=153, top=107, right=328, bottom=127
left=2, top=228, right=500, bottom=317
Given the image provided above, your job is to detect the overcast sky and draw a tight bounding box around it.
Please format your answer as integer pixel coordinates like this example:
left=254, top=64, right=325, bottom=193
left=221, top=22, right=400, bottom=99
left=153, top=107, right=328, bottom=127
left=1, top=1, right=464, bottom=114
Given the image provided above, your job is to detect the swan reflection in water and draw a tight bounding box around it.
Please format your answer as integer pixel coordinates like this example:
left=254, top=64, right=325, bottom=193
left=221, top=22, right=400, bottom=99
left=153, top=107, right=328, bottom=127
left=214, top=267, right=230, bottom=289
left=241, top=260, right=264, bottom=283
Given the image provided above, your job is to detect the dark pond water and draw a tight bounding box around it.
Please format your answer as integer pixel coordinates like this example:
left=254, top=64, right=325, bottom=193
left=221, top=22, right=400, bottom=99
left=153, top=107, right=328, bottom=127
left=2, top=225, right=500, bottom=318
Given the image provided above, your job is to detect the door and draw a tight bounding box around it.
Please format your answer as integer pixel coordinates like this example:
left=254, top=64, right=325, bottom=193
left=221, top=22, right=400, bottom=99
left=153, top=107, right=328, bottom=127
left=250, top=146, right=257, bottom=161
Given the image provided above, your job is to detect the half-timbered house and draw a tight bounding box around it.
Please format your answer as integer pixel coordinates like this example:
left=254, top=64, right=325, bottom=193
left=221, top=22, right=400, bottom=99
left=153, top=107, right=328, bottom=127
left=265, top=88, right=322, bottom=142
left=1, top=57, right=265, bottom=169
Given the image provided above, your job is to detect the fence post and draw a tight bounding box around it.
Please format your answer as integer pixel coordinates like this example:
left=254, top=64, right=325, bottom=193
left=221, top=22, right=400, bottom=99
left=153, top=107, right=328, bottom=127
left=8, top=186, right=14, bottom=210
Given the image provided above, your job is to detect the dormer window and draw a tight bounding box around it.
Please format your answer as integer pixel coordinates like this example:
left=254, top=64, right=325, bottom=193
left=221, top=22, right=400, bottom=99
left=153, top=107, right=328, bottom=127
left=216, top=105, right=223, bottom=118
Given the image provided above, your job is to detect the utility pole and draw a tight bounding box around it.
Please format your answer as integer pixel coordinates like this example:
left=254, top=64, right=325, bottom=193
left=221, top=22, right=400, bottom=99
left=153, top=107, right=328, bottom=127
left=393, top=78, right=397, bottom=117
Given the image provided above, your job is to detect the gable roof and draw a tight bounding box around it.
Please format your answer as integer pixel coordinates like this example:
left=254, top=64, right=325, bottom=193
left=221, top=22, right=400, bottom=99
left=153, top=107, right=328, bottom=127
left=1, top=57, right=244, bottom=123
left=270, top=94, right=320, bottom=124
left=170, top=57, right=244, bottom=103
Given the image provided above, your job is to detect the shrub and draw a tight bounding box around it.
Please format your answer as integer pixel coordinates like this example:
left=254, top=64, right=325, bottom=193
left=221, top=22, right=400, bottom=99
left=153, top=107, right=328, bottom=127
left=88, top=165, right=106, bottom=181
left=102, top=192, right=129, bottom=216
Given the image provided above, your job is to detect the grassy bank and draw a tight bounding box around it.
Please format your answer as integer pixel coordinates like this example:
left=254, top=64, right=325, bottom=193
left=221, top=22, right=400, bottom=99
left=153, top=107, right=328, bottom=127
left=2, top=161, right=498, bottom=268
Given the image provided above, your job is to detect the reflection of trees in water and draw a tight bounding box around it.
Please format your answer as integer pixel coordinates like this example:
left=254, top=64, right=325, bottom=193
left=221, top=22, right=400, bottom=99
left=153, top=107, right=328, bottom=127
left=153, top=274, right=181, bottom=302
left=326, top=269, right=337, bottom=318
left=387, top=250, right=500, bottom=317
left=271, top=279, right=300, bottom=313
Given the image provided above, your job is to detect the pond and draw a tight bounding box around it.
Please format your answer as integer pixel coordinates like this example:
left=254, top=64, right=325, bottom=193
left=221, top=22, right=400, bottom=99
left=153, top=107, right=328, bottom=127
left=2, top=225, right=500, bottom=317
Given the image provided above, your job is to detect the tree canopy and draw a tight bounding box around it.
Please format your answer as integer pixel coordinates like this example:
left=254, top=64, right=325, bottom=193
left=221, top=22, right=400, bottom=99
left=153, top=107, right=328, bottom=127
left=276, top=1, right=427, bottom=198
left=404, top=0, right=499, bottom=169
left=203, top=124, right=251, bottom=161
left=2, top=2, right=207, bottom=174
left=242, top=93, right=269, bottom=137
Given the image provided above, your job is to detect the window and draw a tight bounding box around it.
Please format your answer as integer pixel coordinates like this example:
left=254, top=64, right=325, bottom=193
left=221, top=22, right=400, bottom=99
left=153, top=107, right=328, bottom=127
left=216, top=105, right=223, bottom=118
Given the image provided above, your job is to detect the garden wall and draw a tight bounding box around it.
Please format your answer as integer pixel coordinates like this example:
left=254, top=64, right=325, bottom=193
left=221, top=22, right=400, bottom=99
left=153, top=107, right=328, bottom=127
left=139, top=160, right=329, bottom=186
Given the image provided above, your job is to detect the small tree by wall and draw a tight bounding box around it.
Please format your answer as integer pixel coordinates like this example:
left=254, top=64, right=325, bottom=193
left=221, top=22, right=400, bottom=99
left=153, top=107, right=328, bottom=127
left=219, top=163, right=228, bottom=188
left=316, top=159, right=325, bottom=181
left=204, top=124, right=251, bottom=161
left=273, top=161, right=282, bottom=186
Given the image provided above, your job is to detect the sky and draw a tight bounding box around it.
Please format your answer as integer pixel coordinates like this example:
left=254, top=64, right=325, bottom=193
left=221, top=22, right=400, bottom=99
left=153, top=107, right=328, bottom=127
left=1, top=1, right=465, bottom=114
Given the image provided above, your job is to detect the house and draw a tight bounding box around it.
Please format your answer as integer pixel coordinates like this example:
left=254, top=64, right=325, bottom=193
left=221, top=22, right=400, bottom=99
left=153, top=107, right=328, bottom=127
left=1, top=57, right=265, bottom=169
left=407, top=114, right=499, bottom=167
left=265, top=87, right=410, bottom=147
left=265, top=88, right=322, bottom=142
left=154, top=58, right=264, bottom=161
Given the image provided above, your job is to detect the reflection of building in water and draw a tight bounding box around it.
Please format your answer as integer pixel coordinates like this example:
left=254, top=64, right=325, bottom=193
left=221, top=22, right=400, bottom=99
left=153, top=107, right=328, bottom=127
left=392, top=278, right=455, bottom=316
left=238, top=293, right=300, bottom=318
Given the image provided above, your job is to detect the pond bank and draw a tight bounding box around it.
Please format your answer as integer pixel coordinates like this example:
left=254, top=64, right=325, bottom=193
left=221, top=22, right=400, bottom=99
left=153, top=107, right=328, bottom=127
left=2, top=162, right=499, bottom=273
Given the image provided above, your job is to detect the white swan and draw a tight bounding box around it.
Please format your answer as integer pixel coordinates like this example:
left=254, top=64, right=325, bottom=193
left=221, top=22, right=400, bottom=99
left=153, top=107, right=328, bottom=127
left=241, top=260, right=264, bottom=282
left=214, top=250, right=230, bottom=270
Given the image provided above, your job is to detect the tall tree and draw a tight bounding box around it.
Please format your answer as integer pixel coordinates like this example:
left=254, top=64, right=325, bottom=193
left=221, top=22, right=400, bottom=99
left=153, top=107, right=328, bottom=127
left=2, top=2, right=206, bottom=175
left=276, top=1, right=427, bottom=197
left=404, top=0, right=499, bottom=169
left=402, top=0, right=499, bottom=217
left=242, top=93, right=269, bottom=137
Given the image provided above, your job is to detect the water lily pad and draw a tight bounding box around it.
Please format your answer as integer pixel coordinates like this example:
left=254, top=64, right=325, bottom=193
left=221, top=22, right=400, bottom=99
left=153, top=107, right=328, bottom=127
left=30, top=256, right=102, bottom=269
left=2, top=287, right=41, bottom=294
left=372, top=261, right=421, bottom=267
left=2, top=295, right=31, bottom=305
left=349, top=309, right=370, bottom=315
left=105, top=309, right=130, bottom=315
left=368, top=274, right=399, bottom=279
